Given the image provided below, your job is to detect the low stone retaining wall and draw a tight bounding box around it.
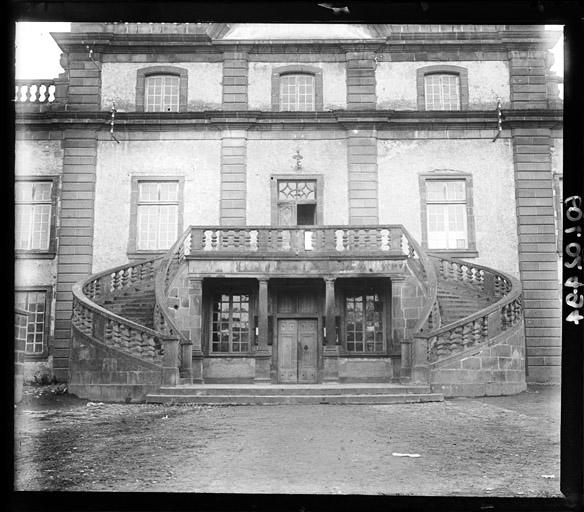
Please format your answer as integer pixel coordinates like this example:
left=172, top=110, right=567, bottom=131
left=430, top=319, right=526, bottom=397
left=68, top=330, right=162, bottom=402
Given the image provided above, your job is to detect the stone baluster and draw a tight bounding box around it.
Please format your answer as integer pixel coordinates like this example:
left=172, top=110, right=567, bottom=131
left=129, top=328, right=143, bottom=356
left=462, top=322, right=473, bottom=347
left=105, top=318, right=113, bottom=342
left=141, top=332, right=156, bottom=361
left=110, top=322, right=121, bottom=348
left=119, top=324, right=130, bottom=351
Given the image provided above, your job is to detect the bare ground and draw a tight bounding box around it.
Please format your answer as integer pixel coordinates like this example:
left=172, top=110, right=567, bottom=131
left=13, top=384, right=561, bottom=496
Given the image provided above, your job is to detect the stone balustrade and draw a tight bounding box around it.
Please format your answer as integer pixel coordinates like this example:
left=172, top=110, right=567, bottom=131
left=189, top=225, right=411, bottom=256
left=82, top=259, right=157, bottom=303
left=72, top=258, right=176, bottom=370
left=15, top=80, right=56, bottom=104
left=416, top=255, right=523, bottom=365
left=72, top=289, right=164, bottom=364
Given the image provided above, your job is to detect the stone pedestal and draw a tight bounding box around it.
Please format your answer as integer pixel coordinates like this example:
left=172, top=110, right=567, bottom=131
left=323, top=346, right=340, bottom=382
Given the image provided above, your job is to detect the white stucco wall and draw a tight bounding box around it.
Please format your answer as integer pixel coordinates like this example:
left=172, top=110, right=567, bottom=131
left=248, top=62, right=347, bottom=110
left=14, top=139, right=62, bottom=290
left=100, top=62, right=223, bottom=111
left=93, top=137, right=221, bottom=272
left=376, top=61, right=511, bottom=110
left=246, top=136, right=349, bottom=225
left=378, top=138, right=519, bottom=277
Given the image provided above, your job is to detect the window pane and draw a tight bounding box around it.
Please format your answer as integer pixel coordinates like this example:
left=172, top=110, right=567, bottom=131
left=427, top=203, right=468, bottom=249
left=424, top=74, right=460, bottom=110
left=280, top=74, right=315, bottom=111
left=15, top=291, right=46, bottom=354
left=211, top=293, right=250, bottom=353
left=136, top=182, right=179, bottom=250
left=345, top=294, right=383, bottom=352
left=145, top=75, right=179, bottom=112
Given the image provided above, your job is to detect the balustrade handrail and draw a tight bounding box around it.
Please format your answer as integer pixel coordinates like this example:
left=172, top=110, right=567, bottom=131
left=405, top=232, right=441, bottom=335
left=417, top=253, right=522, bottom=340
left=154, top=226, right=192, bottom=346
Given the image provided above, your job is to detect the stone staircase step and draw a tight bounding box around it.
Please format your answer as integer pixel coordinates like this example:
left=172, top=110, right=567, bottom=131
left=157, top=384, right=431, bottom=396
left=146, top=393, right=444, bottom=405
left=146, top=383, right=443, bottom=405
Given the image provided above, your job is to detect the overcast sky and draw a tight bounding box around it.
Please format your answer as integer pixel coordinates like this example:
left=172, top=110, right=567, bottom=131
left=14, top=22, right=564, bottom=80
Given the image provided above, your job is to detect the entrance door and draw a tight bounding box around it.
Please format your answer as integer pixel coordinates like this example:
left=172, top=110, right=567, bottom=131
left=277, top=319, right=318, bottom=383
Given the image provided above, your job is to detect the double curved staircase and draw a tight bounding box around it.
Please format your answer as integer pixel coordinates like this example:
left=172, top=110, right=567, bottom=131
left=69, top=225, right=524, bottom=402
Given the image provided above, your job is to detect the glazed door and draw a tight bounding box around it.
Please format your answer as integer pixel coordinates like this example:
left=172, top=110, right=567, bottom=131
left=277, top=319, right=318, bottom=383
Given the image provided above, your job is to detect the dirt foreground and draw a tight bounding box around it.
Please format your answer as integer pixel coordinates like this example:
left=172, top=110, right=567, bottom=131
left=13, top=384, right=561, bottom=496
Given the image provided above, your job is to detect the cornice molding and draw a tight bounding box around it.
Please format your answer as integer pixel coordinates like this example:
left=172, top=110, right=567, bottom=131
left=15, top=109, right=563, bottom=132
left=51, top=29, right=561, bottom=55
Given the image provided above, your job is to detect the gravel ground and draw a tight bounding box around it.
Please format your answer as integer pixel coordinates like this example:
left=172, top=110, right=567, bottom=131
left=13, top=384, right=561, bottom=496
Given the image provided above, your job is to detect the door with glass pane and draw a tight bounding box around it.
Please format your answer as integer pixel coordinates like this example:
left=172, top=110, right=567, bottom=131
left=277, top=180, right=317, bottom=226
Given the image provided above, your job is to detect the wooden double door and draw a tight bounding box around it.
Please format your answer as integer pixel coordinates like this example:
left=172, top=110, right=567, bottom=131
left=277, top=319, right=318, bottom=383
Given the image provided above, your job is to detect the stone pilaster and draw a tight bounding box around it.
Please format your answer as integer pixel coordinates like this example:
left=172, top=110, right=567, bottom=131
left=347, top=129, right=379, bottom=225
left=508, top=49, right=549, bottom=109
left=53, top=129, right=98, bottom=382
left=222, top=51, right=248, bottom=110
left=188, top=276, right=204, bottom=383
left=323, top=277, right=339, bottom=382
left=255, top=278, right=271, bottom=382
left=511, top=128, right=561, bottom=383
left=345, top=51, right=377, bottom=110
left=220, top=129, right=247, bottom=225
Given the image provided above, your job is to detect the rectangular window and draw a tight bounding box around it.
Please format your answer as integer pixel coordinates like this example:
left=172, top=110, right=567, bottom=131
left=211, top=293, right=250, bottom=353
left=345, top=293, right=384, bottom=353
left=15, top=181, right=53, bottom=251
left=424, top=74, right=460, bottom=110
left=145, top=75, right=180, bottom=112
left=277, top=179, right=317, bottom=226
left=136, top=181, right=179, bottom=250
left=425, top=180, right=468, bottom=250
left=14, top=290, right=48, bottom=355
left=280, top=74, right=315, bottom=111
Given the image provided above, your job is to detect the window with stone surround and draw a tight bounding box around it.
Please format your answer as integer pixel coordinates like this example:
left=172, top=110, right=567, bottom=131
left=128, top=177, right=184, bottom=256
left=272, top=65, right=323, bottom=112
left=416, top=65, right=469, bottom=111
left=271, top=175, right=324, bottom=226
left=14, top=288, right=51, bottom=356
left=15, top=177, right=58, bottom=257
left=211, top=293, right=251, bottom=353
left=344, top=293, right=384, bottom=353
left=136, top=66, right=188, bottom=112
left=419, top=172, right=477, bottom=256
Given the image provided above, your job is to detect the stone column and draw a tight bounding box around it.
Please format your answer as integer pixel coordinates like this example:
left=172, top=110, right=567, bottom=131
left=411, top=336, right=429, bottom=385
left=188, top=276, right=204, bottom=383
left=323, top=277, right=340, bottom=382
left=255, top=278, right=271, bottom=382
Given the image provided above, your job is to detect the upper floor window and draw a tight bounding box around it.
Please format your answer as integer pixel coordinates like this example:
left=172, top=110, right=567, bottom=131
left=136, top=66, right=188, bottom=112
left=280, top=74, right=315, bottom=111
left=271, top=65, right=323, bottom=112
left=419, top=173, right=477, bottom=256
left=15, top=178, right=58, bottom=256
left=417, top=65, right=469, bottom=111
left=145, top=75, right=180, bottom=112
left=128, top=177, right=184, bottom=256
left=424, top=74, right=460, bottom=110
left=270, top=175, right=324, bottom=226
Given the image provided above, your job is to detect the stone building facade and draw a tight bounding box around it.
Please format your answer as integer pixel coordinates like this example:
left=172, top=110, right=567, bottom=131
left=14, top=23, right=563, bottom=399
